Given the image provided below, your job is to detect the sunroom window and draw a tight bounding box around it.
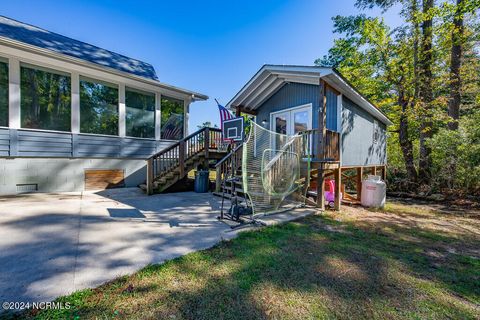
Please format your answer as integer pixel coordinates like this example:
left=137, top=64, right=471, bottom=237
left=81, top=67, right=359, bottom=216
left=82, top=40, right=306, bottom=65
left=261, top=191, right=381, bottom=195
left=20, top=63, right=71, bottom=131
left=0, top=59, right=7, bottom=127
left=126, top=87, right=155, bottom=138
left=161, top=96, right=184, bottom=140
left=80, top=76, right=118, bottom=136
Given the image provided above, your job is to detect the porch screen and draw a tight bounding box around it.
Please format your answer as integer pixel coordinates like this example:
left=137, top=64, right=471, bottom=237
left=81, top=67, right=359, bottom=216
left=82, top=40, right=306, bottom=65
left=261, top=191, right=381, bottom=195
left=242, top=121, right=311, bottom=216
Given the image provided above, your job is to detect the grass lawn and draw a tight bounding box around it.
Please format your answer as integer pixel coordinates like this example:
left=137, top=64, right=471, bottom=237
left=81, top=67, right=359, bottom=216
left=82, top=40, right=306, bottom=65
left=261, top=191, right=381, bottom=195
left=14, top=200, right=480, bottom=319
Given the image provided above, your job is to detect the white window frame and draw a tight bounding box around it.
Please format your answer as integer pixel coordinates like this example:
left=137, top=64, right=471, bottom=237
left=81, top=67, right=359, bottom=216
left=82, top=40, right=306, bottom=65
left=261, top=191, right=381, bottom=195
left=0, top=44, right=193, bottom=141
left=269, top=103, right=313, bottom=135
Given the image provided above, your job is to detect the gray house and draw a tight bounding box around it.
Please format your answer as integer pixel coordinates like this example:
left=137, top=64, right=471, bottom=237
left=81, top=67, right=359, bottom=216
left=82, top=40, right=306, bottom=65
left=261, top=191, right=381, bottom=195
left=0, top=16, right=207, bottom=195
left=225, top=65, right=393, bottom=209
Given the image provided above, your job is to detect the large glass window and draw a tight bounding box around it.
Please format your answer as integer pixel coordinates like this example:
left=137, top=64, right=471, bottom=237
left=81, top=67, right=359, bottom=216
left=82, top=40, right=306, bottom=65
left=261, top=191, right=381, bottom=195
left=20, top=64, right=71, bottom=131
left=161, top=96, right=184, bottom=140
left=80, top=77, right=118, bottom=135
left=0, top=60, right=7, bottom=127
left=126, top=87, right=155, bottom=138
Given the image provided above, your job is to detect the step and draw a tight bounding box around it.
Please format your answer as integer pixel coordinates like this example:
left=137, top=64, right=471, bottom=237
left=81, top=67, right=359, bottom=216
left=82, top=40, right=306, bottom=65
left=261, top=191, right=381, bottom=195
left=222, top=185, right=245, bottom=193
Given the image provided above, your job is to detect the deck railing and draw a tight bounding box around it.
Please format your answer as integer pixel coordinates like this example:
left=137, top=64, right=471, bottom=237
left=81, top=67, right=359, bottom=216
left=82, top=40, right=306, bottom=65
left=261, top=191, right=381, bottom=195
left=146, top=127, right=222, bottom=194
left=300, top=129, right=340, bottom=161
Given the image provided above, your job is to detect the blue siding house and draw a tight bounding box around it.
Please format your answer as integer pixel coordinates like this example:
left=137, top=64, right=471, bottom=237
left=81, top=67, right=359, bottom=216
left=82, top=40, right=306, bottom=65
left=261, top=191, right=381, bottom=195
left=0, top=16, right=207, bottom=195
left=227, top=65, right=392, bottom=209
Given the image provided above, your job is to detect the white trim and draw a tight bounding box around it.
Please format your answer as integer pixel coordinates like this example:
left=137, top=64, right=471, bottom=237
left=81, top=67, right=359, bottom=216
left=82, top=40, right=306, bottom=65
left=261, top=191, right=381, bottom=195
left=0, top=37, right=208, bottom=100
left=8, top=126, right=158, bottom=141
left=0, top=43, right=197, bottom=142
left=118, top=83, right=126, bottom=137
left=8, top=57, right=20, bottom=129
left=227, top=65, right=392, bottom=126
left=71, top=72, right=80, bottom=133
left=0, top=43, right=204, bottom=103
left=155, top=93, right=161, bottom=140
left=270, top=103, right=313, bottom=135
left=183, top=98, right=189, bottom=137
left=338, top=94, right=343, bottom=162
left=227, top=65, right=331, bottom=109
left=336, top=94, right=342, bottom=133
left=326, top=73, right=392, bottom=125
left=10, top=127, right=72, bottom=135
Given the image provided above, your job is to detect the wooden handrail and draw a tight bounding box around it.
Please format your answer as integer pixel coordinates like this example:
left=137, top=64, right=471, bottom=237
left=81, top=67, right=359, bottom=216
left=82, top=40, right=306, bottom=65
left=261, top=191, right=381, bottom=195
left=215, top=144, right=243, bottom=192
left=146, top=127, right=222, bottom=194
left=215, top=144, right=243, bottom=168
left=147, top=127, right=221, bottom=160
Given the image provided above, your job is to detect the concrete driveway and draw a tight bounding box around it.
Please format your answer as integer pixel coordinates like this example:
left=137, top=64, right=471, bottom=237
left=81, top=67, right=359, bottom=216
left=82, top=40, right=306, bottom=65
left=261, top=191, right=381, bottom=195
left=0, top=189, right=236, bottom=304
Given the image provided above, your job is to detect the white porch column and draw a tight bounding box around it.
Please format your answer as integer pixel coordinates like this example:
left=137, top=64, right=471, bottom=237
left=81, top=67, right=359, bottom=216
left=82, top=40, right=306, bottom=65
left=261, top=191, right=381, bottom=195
left=155, top=93, right=161, bottom=140
left=8, top=58, right=20, bottom=129
left=71, top=72, right=80, bottom=133
left=184, top=97, right=191, bottom=136
left=118, top=83, right=126, bottom=137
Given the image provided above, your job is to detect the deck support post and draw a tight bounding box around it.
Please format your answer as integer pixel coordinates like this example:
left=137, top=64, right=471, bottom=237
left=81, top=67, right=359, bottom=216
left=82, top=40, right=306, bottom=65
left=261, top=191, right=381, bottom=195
left=318, top=79, right=327, bottom=159
left=356, top=167, right=363, bottom=201
left=381, top=165, right=387, bottom=181
left=316, top=168, right=325, bottom=210
left=146, top=158, right=154, bottom=195
left=334, top=167, right=341, bottom=211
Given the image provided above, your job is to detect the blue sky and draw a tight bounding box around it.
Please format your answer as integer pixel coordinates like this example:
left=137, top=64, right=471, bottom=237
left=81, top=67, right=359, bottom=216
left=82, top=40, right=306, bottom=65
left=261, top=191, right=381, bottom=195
left=2, top=0, right=401, bottom=131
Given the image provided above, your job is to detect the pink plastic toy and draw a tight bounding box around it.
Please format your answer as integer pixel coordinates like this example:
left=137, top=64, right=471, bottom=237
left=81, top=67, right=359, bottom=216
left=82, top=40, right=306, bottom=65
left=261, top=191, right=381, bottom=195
left=324, top=179, right=342, bottom=207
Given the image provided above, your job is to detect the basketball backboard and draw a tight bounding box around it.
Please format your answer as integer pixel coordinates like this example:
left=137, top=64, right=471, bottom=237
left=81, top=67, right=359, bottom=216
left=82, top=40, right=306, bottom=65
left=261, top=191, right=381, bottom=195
left=222, top=117, right=244, bottom=142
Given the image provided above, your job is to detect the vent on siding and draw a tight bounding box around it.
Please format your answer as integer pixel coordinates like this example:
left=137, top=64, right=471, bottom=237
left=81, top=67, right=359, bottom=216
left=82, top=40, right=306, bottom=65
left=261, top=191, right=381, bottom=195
left=16, top=184, right=38, bottom=193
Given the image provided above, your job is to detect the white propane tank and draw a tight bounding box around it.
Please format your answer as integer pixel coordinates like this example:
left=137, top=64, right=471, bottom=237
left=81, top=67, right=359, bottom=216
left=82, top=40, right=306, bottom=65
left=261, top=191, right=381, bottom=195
left=361, top=175, right=386, bottom=208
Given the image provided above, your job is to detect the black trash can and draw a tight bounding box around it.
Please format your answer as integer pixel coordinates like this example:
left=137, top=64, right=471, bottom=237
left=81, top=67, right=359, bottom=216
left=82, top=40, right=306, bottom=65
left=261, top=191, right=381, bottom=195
left=194, top=170, right=210, bottom=193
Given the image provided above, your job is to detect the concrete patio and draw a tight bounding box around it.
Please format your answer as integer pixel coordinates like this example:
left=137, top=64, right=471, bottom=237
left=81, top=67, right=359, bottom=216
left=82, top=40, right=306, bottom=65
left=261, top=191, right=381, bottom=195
left=0, top=188, right=316, bottom=304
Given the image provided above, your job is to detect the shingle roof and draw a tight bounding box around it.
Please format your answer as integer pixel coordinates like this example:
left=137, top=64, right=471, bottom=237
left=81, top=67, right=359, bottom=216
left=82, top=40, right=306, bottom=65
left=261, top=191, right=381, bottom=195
left=0, top=16, right=158, bottom=81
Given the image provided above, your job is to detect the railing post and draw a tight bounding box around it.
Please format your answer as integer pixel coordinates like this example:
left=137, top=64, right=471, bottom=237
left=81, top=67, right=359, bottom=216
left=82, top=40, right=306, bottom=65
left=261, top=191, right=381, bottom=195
left=146, top=158, right=154, bottom=195
left=179, top=140, right=185, bottom=177
left=215, top=165, right=222, bottom=192
left=204, top=127, right=210, bottom=159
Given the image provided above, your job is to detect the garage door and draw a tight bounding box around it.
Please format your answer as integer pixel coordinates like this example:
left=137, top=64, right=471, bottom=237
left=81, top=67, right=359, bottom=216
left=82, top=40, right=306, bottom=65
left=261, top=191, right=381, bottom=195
left=84, top=169, right=125, bottom=190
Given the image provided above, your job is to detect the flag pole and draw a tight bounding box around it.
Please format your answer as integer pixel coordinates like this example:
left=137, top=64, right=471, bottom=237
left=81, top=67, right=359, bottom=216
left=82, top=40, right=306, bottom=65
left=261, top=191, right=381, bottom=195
left=214, top=98, right=220, bottom=106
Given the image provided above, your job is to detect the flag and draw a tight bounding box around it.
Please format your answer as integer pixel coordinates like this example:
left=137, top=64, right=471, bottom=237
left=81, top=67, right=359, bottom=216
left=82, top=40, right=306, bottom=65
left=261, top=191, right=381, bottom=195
left=216, top=100, right=235, bottom=142
left=217, top=101, right=234, bottom=124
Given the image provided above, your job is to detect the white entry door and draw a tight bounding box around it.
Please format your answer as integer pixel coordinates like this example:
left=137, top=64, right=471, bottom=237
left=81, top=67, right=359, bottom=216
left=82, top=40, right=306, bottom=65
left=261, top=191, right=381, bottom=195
left=271, top=104, right=312, bottom=136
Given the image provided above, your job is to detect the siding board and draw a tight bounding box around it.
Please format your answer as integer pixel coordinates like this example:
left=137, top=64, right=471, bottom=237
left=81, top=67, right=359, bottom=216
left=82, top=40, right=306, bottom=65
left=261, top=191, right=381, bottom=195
left=326, top=88, right=338, bottom=131
left=0, top=127, right=8, bottom=156
left=341, top=97, right=387, bottom=166
left=256, top=83, right=320, bottom=130
left=0, top=128, right=172, bottom=159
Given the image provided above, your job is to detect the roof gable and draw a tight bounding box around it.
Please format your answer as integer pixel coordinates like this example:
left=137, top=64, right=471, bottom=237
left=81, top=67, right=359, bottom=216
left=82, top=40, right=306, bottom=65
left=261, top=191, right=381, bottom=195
left=227, top=64, right=392, bottom=126
left=0, top=16, right=158, bottom=81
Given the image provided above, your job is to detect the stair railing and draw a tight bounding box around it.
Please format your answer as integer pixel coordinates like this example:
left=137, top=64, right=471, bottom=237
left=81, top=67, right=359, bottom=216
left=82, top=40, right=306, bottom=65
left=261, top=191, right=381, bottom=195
left=214, top=144, right=243, bottom=192
left=146, top=127, right=222, bottom=194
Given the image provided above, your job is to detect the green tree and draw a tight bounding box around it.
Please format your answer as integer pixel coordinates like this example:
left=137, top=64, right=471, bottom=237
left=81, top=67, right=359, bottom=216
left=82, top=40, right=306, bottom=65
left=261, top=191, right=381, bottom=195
left=317, top=0, right=480, bottom=193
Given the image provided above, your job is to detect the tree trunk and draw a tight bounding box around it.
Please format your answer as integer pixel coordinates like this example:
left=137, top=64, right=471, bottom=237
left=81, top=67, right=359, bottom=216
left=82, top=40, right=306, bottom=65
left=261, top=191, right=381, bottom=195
left=446, top=0, right=464, bottom=188
left=412, top=0, right=420, bottom=101
left=448, top=0, right=463, bottom=131
left=418, top=0, right=434, bottom=186
left=398, top=94, right=418, bottom=183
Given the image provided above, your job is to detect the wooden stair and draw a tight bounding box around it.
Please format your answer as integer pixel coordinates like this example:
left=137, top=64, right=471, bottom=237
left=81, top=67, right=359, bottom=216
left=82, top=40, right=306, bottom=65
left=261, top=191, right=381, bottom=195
left=146, top=127, right=227, bottom=194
